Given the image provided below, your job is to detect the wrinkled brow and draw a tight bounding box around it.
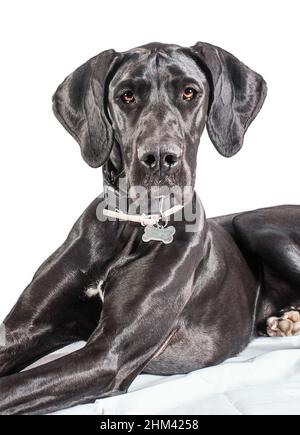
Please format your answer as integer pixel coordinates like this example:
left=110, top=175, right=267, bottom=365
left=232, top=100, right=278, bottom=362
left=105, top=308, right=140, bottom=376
left=170, top=75, right=204, bottom=87
left=112, top=78, right=150, bottom=96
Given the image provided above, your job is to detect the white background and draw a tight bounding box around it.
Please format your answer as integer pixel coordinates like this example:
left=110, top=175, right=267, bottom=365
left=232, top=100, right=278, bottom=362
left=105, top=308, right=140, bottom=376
left=0, top=0, right=299, bottom=320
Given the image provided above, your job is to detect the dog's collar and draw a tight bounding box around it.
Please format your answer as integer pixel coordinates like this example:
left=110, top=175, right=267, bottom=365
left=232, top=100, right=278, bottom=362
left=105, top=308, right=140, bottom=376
left=103, top=181, right=184, bottom=244
left=103, top=204, right=183, bottom=226
left=103, top=182, right=183, bottom=225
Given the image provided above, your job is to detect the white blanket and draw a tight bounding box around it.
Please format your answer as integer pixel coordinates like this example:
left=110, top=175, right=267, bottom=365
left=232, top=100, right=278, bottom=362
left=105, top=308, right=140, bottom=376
left=26, top=337, right=300, bottom=415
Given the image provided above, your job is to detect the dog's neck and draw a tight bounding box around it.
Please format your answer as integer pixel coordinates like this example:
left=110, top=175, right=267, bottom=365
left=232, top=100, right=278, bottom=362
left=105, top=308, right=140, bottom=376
left=102, top=178, right=206, bottom=235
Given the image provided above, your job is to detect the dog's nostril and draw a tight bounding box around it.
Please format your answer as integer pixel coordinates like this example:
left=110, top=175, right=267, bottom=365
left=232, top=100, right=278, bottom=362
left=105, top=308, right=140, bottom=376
left=164, top=154, right=178, bottom=168
left=143, top=154, right=156, bottom=168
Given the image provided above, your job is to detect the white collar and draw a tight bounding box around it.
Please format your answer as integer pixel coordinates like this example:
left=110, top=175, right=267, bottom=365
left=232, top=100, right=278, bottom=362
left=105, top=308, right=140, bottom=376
left=103, top=204, right=183, bottom=226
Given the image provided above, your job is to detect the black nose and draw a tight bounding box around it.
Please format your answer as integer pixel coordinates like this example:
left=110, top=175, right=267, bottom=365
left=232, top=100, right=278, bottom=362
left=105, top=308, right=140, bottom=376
left=140, top=149, right=180, bottom=173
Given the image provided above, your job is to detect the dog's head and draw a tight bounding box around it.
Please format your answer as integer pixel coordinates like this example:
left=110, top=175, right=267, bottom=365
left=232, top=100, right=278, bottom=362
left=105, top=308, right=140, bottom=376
left=53, top=42, right=267, bottom=201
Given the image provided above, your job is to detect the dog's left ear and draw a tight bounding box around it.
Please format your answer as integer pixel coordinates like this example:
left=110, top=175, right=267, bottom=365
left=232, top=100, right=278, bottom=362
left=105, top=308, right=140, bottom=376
left=52, top=49, right=122, bottom=168
left=190, top=42, right=267, bottom=157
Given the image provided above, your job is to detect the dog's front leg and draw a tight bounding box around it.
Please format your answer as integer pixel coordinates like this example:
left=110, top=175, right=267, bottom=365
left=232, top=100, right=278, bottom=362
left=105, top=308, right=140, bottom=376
left=0, top=198, right=118, bottom=377
left=0, top=240, right=200, bottom=415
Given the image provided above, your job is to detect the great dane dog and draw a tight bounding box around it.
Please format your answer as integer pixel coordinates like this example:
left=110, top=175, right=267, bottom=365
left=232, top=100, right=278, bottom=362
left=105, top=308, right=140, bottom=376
left=1, top=41, right=300, bottom=415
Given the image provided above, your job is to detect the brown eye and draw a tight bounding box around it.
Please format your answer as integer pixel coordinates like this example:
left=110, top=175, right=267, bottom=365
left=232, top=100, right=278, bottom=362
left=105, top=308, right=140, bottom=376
left=183, top=87, right=197, bottom=101
left=121, top=91, right=135, bottom=104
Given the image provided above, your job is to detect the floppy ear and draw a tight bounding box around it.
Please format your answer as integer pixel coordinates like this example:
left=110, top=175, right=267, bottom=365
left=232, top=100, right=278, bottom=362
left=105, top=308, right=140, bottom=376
left=52, top=49, right=121, bottom=167
left=191, top=42, right=267, bottom=157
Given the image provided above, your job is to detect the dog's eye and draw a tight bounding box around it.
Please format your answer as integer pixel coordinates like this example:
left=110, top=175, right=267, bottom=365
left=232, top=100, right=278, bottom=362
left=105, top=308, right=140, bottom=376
left=183, top=87, right=197, bottom=101
left=120, top=91, right=135, bottom=104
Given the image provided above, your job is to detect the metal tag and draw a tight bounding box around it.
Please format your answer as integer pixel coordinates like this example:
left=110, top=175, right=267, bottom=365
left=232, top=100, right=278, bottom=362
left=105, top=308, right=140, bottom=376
left=142, top=225, right=176, bottom=244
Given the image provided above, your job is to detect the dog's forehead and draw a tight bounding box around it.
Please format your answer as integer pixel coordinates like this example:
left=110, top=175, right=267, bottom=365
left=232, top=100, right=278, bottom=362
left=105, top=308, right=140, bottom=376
left=111, top=48, right=205, bottom=84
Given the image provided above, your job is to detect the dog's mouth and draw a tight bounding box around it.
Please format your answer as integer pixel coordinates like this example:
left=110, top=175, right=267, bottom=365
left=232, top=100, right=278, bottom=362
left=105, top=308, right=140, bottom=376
left=128, top=167, right=194, bottom=200
left=107, top=163, right=195, bottom=215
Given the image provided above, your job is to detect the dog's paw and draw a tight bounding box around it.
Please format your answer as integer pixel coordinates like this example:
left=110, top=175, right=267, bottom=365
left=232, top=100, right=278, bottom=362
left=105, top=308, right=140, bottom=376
left=266, top=308, right=300, bottom=337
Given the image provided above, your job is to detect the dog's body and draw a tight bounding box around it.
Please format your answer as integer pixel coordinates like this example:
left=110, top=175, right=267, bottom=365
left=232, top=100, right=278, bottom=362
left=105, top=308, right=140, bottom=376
left=1, top=42, right=300, bottom=414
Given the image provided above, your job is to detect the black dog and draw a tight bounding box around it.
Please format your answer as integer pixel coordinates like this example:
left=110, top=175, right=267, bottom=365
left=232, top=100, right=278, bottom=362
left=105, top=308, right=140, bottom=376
left=1, top=41, right=299, bottom=415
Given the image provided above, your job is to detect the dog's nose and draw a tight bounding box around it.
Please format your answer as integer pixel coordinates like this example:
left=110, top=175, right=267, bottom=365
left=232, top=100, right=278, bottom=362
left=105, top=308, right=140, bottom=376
left=140, top=149, right=180, bottom=173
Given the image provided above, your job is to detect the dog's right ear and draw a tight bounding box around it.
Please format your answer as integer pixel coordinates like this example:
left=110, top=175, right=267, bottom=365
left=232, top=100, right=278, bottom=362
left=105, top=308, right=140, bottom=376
left=52, top=50, right=121, bottom=168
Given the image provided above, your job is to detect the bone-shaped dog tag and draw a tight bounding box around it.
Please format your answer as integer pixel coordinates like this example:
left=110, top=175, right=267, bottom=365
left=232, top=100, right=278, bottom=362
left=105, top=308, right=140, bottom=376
left=142, top=225, right=176, bottom=244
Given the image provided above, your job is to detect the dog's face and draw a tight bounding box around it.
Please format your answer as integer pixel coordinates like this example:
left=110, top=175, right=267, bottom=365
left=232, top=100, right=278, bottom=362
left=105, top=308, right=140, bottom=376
left=53, top=42, right=267, bottom=201
left=108, top=47, right=209, bottom=195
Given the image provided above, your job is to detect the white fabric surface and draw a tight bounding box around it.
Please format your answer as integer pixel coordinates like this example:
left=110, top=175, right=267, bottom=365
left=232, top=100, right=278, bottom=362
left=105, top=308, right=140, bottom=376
left=27, top=337, right=300, bottom=415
